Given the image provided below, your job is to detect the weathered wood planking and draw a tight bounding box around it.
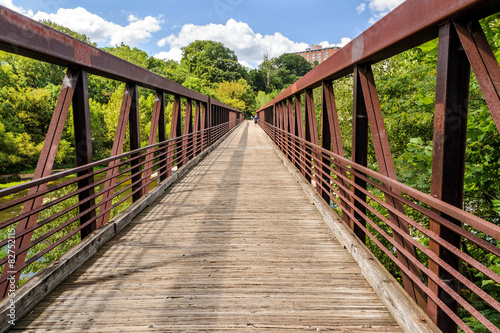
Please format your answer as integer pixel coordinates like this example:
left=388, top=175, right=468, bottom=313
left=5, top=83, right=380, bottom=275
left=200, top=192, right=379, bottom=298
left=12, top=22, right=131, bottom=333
left=13, top=122, right=402, bottom=332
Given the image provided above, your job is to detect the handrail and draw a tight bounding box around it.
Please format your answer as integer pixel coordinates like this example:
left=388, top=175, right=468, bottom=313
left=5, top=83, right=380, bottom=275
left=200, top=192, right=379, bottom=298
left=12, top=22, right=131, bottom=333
left=0, top=5, right=244, bottom=304
left=255, top=1, right=500, bottom=332
left=257, top=0, right=500, bottom=109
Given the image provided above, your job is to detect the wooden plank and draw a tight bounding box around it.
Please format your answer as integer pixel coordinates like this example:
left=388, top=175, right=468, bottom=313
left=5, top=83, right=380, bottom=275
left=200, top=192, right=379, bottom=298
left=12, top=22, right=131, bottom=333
left=0, top=123, right=242, bottom=333
left=268, top=129, right=440, bottom=333
left=12, top=121, right=402, bottom=333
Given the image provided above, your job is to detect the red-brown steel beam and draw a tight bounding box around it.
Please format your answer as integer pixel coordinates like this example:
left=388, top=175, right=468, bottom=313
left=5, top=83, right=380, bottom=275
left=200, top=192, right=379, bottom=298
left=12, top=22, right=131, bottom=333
left=142, top=90, right=164, bottom=196
left=294, top=94, right=306, bottom=175
left=287, top=97, right=295, bottom=162
left=358, top=64, right=427, bottom=309
left=128, top=83, right=142, bottom=202
left=182, top=98, right=193, bottom=165
left=157, top=91, right=167, bottom=182
left=72, top=68, right=96, bottom=239
left=0, top=68, right=79, bottom=296
left=428, top=21, right=471, bottom=333
left=0, top=5, right=243, bottom=118
left=193, top=101, right=201, bottom=156
left=455, top=20, right=500, bottom=133
left=167, top=95, right=183, bottom=176
left=201, top=101, right=208, bottom=150
left=352, top=66, right=368, bottom=237
left=321, top=80, right=350, bottom=224
left=257, top=0, right=500, bottom=110
left=98, top=83, right=136, bottom=227
left=0, top=6, right=208, bottom=102
left=304, top=89, right=319, bottom=184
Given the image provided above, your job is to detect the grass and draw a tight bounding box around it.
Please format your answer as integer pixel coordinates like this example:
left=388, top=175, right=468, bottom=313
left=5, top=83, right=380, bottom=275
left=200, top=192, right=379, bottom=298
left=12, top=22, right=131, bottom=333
left=0, top=180, right=29, bottom=189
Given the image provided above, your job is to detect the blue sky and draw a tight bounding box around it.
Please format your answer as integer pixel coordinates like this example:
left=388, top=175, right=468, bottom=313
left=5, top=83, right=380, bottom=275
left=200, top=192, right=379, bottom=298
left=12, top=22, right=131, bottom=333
left=1, top=0, right=405, bottom=67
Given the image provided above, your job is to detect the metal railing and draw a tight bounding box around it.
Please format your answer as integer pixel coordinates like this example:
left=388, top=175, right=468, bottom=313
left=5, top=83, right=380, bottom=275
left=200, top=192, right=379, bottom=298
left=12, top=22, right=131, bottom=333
left=256, top=0, right=500, bottom=332
left=0, top=5, right=243, bottom=299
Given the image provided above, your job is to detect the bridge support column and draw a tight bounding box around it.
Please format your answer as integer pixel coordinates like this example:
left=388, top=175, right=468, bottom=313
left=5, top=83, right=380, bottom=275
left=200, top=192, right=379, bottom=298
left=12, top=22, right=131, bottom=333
left=294, top=94, right=306, bottom=176
left=321, top=80, right=351, bottom=226
left=72, top=68, right=96, bottom=239
left=357, top=64, right=426, bottom=309
left=428, top=21, right=470, bottom=333
left=304, top=89, right=319, bottom=183
left=129, top=83, right=142, bottom=202
left=0, top=68, right=80, bottom=296
left=352, top=66, right=368, bottom=242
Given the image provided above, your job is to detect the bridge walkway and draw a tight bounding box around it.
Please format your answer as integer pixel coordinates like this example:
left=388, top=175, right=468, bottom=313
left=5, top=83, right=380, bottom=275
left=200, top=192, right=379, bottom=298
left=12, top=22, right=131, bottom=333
left=14, top=121, right=401, bottom=332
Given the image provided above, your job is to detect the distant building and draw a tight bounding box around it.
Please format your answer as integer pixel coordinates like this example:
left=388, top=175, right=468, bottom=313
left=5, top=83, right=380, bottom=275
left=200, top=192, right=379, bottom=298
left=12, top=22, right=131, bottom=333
left=295, top=44, right=340, bottom=65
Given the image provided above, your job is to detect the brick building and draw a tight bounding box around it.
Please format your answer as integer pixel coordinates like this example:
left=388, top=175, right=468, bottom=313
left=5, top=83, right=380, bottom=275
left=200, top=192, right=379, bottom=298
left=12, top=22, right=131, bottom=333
left=295, top=44, right=340, bottom=65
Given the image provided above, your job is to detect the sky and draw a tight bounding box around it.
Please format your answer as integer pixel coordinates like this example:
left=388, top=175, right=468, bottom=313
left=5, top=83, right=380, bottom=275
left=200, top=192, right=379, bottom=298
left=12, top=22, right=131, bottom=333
left=0, top=0, right=405, bottom=68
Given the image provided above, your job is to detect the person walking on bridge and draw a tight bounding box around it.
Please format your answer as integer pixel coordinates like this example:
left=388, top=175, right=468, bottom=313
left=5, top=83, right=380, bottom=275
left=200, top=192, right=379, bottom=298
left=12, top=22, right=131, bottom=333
left=253, top=115, right=258, bottom=126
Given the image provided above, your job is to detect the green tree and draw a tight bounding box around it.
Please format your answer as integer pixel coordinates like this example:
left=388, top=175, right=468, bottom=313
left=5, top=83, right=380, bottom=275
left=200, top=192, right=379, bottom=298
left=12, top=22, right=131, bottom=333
left=181, top=40, right=247, bottom=83
left=216, top=79, right=255, bottom=117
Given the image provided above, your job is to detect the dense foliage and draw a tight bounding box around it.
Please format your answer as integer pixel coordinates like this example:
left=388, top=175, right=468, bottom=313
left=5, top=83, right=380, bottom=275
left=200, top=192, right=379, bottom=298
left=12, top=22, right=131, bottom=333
left=0, top=20, right=314, bottom=175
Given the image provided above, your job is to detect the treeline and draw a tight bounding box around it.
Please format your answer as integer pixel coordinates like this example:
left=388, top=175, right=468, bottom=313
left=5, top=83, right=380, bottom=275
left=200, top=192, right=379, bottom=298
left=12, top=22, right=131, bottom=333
left=0, top=21, right=312, bottom=174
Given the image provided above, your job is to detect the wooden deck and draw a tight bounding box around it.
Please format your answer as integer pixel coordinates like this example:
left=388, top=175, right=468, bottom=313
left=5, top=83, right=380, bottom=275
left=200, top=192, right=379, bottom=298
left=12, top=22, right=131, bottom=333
left=13, top=121, right=402, bottom=332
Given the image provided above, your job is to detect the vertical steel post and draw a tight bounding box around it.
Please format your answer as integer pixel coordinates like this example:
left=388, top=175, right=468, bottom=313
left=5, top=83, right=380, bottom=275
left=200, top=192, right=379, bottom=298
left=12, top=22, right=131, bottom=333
left=193, top=101, right=201, bottom=156
left=358, top=64, right=426, bottom=309
left=166, top=95, right=182, bottom=176
left=128, top=83, right=141, bottom=202
left=182, top=98, right=193, bottom=164
left=157, top=91, right=167, bottom=182
left=142, top=90, right=163, bottom=195
left=321, top=80, right=350, bottom=223
left=294, top=94, right=306, bottom=174
left=352, top=66, right=369, bottom=240
left=428, top=22, right=471, bottom=333
left=72, top=68, right=96, bottom=239
left=0, top=68, right=80, bottom=296
left=98, top=83, right=135, bottom=227
left=304, top=89, right=319, bottom=183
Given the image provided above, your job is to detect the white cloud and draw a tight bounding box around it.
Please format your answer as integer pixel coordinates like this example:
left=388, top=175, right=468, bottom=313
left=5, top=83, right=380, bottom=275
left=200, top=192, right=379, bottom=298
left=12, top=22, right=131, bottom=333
left=357, top=0, right=405, bottom=24
left=356, top=3, right=366, bottom=14
left=154, top=49, right=183, bottom=62
left=0, top=0, right=32, bottom=15
left=367, top=0, right=405, bottom=12
left=31, top=7, right=162, bottom=46
left=238, top=60, right=252, bottom=69
left=155, top=19, right=309, bottom=64
left=318, top=37, right=351, bottom=49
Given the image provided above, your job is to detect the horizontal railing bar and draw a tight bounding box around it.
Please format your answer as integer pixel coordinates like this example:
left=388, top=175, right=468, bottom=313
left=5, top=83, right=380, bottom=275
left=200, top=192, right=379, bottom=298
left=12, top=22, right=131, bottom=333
left=0, top=119, right=243, bottom=274
left=271, top=125, right=500, bottom=239
left=0, top=121, right=236, bottom=198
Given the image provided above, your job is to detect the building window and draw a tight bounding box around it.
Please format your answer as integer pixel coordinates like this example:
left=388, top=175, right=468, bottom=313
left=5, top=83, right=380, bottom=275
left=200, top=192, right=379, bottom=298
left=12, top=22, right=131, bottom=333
left=317, top=53, right=321, bottom=56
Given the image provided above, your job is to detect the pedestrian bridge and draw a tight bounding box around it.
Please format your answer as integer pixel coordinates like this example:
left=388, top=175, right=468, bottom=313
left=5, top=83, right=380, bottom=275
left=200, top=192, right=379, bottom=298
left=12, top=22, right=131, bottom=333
left=0, top=1, right=500, bottom=332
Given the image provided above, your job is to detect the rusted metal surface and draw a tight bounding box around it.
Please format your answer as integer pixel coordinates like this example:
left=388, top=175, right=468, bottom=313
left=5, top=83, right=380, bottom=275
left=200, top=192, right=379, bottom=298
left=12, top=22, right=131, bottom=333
left=455, top=20, right=500, bottom=133
left=321, top=80, right=350, bottom=224
left=0, top=6, right=242, bottom=304
left=258, top=0, right=500, bottom=107
left=0, top=68, right=80, bottom=297
left=259, top=122, right=500, bottom=332
left=428, top=22, right=471, bottom=333
left=129, top=83, right=142, bottom=203
left=256, top=1, right=500, bottom=331
left=72, top=68, right=96, bottom=239
left=358, top=64, right=427, bottom=309
left=98, top=83, right=136, bottom=228
left=352, top=66, right=369, bottom=239
left=142, top=91, right=164, bottom=196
